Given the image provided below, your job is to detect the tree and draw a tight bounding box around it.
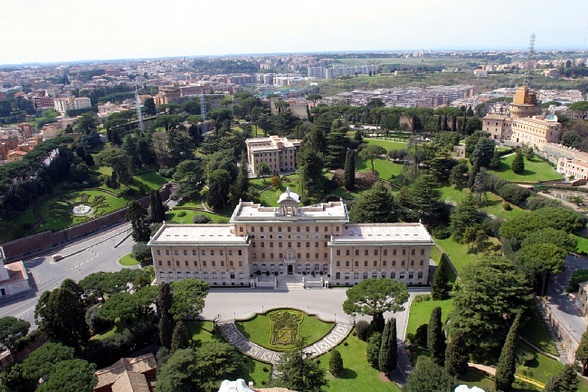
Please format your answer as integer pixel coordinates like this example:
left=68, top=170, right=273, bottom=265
left=427, top=307, right=446, bottom=366
left=544, top=364, right=579, bottom=392
left=36, top=359, right=96, bottom=392
left=171, top=320, right=191, bottom=353
left=324, top=119, right=349, bottom=169
left=521, top=228, right=577, bottom=252
left=174, top=159, right=204, bottom=200
left=158, top=283, right=174, bottom=349
left=450, top=194, right=483, bottom=243
left=275, top=341, right=328, bottom=392
left=98, top=286, right=158, bottom=326
left=404, top=356, right=457, bottom=392
left=191, top=342, right=244, bottom=392
left=329, top=349, right=344, bottom=378
left=349, top=182, right=397, bottom=223
left=206, top=169, right=231, bottom=210
left=343, top=150, right=356, bottom=190
left=471, top=137, right=495, bottom=167
left=397, top=174, right=443, bottom=224
left=359, top=144, right=386, bottom=173
left=495, top=313, right=522, bottom=392
left=444, top=330, right=469, bottom=378
left=343, top=279, right=408, bottom=327
left=449, top=159, right=469, bottom=190
left=170, top=279, right=209, bottom=320
left=512, top=150, right=525, bottom=174
left=126, top=200, right=151, bottom=243
left=0, top=317, right=30, bottom=351
left=95, top=148, right=134, bottom=186
left=74, top=112, right=99, bottom=134
left=168, top=128, right=195, bottom=164
left=447, top=256, right=531, bottom=358
left=34, top=288, right=89, bottom=348
left=21, top=342, right=74, bottom=383
left=378, top=318, right=397, bottom=374
left=297, top=145, right=324, bottom=199
left=576, top=327, right=588, bottom=376
left=156, top=348, right=199, bottom=392
left=367, top=332, right=382, bottom=369
left=144, top=97, right=157, bottom=116
left=148, top=191, right=166, bottom=223
left=517, top=243, right=567, bottom=296
left=132, top=242, right=152, bottom=263
left=258, top=162, right=270, bottom=182
left=431, top=258, right=451, bottom=300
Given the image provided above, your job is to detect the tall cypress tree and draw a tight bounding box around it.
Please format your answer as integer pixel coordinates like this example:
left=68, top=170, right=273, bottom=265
left=379, top=318, right=397, bottom=374
left=427, top=307, right=446, bottom=366
left=158, top=283, right=174, bottom=349
left=495, top=313, right=522, bottom=392
left=431, top=258, right=451, bottom=300
left=445, top=330, right=469, bottom=377
left=170, top=320, right=191, bottom=353
left=343, top=150, right=356, bottom=190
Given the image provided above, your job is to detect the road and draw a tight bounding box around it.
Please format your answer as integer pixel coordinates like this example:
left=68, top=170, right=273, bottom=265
left=0, top=223, right=134, bottom=327
left=547, top=254, right=588, bottom=342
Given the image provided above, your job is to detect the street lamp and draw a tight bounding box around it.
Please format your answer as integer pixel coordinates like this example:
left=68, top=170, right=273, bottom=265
left=334, top=313, right=337, bottom=323
left=233, top=312, right=235, bottom=321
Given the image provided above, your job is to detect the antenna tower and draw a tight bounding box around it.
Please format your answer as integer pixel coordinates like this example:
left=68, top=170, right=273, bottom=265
left=135, top=85, right=144, bottom=134
left=200, top=94, right=207, bottom=134
left=524, top=33, right=535, bottom=87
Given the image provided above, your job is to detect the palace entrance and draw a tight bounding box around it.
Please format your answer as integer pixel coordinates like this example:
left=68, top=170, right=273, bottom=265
left=287, top=265, right=293, bottom=274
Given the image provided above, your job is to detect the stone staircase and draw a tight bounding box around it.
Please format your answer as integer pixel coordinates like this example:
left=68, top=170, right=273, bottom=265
left=276, top=274, right=305, bottom=291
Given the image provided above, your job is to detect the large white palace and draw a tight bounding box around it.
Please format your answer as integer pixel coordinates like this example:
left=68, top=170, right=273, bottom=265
left=148, top=189, right=434, bottom=288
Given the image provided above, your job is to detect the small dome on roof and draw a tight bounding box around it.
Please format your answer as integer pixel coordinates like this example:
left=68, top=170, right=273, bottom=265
left=278, top=186, right=300, bottom=204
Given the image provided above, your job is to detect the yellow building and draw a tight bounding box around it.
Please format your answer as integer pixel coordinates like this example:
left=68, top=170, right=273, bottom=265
left=148, top=189, right=434, bottom=288
left=511, top=115, right=562, bottom=146
left=246, top=136, right=301, bottom=177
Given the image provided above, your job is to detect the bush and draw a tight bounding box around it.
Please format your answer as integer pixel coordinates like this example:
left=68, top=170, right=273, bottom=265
left=132, top=242, right=152, bottom=263
left=497, top=183, right=531, bottom=205
left=356, top=320, right=371, bottom=342
left=177, top=211, right=187, bottom=217
left=431, top=225, right=452, bottom=240
left=159, top=168, right=175, bottom=178
left=412, top=294, right=431, bottom=303
left=329, top=349, right=344, bottom=377
left=192, top=214, right=211, bottom=224
left=85, top=306, right=113, bottom=335
left=414, top=324, right=429, bottom=347
left=366, top=332, right=382, bottom=369
left=503, top=202, right=512, bottom=211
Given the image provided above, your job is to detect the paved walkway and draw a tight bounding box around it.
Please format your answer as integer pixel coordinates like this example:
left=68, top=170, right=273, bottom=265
left=217, top=319, right=354, bottom=365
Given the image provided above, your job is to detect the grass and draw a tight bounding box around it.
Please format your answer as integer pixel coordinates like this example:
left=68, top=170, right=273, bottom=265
left=406, top=297, right=454, bottom=338
left=516, top=341, right=562, bottom=385
left=433, top=237, right=479, bottom=275
left=363, top=138, right=407, bottom=151
left=166, top=208, right=229, bottom=224
left=119, top=253, right=140, bottom=266
left=439, top=185, right=527, bottom=220
left=489, top=155, right=562, bottom=183
left=236, top=309, right=334, bottom=351
left=567, top=268, right=588, bottom=293
left=317, top=334, right=400, bottom=392
left=576, top=236, right=588, bottom=256
left=135, top=171, right=167, bottom=191
left=250, top=175, right=304, bottom=207
left=460, top=368, right=540, bottom=392
left=520, top=306, right=559, bottom=356
left=190, top=321, right=270, bottom=387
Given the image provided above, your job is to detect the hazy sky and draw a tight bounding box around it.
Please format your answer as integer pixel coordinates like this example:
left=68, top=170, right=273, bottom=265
left=2, top=0, right=587, bottom=64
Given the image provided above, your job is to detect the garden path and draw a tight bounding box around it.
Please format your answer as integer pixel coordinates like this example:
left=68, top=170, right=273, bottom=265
left=217, top=320, right=353, bottom=364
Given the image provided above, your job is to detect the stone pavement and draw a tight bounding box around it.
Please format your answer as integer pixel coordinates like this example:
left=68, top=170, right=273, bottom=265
left=217, top=320, right=353, bottom=364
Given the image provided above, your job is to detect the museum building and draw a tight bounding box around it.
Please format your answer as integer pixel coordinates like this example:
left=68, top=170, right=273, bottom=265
left=148, top=188, right=434, bottom=288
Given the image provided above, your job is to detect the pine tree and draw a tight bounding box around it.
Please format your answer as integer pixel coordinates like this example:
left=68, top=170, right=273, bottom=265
left=495, top=313, right=522, bottom=392
left=329, top=349, right=344, bottom=378
left=158, top=283, right=174, bottom=349
left=445, top=330, right=469, bottom=377
left=431, top=257, right=451, bottom=300
left=512, top=150, right=525, bottom=174
left=544, top=364, right=579, bottom=392
left=343, top=150, right=356, bottom=190
left=170, top=320, right=191, bottom=353
left=367, top=332, right=382, bottom=369
left=378, top=318, right=397, bottom=374
left=427, top=307, right=446, bottom=366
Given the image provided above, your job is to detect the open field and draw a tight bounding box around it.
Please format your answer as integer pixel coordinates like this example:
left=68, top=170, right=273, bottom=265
left=490, top=155, right=562, bottom=183
left=406, top=297, right=454, bottom=338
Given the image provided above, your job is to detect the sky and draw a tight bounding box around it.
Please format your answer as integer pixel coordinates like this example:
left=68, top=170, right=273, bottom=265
left=2, top=0, right=587, bottom=65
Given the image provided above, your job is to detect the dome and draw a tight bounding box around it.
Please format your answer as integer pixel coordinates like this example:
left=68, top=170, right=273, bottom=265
left=278, top=186, right=300, bottom=204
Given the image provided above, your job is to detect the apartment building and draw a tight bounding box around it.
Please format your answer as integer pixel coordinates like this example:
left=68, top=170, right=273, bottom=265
left=148, top=190, right=434, bottom=288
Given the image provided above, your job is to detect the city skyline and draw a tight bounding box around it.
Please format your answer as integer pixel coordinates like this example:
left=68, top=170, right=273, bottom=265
left=2, top=0, right=588, bottom=65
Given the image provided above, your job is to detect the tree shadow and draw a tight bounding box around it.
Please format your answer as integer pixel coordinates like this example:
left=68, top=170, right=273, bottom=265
left=340, top=368, right=358, bottom=379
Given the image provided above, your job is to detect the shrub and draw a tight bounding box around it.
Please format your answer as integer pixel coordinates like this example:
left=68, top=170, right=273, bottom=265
left=503, top=202, right=512, bottom=211
left=159, top=168, right=175, bottom=178
left=356, top=320, right=371, bottom=342
left=177, top=211, right=187, bottom=217
left=366, top=332, right=382, bottom=369
left=85, top=306, right=113, bottom=335
left=329, top=349, right=344, bottom=377
left=414, top=324, right=429, bottom=347
left=132, top=242, right=152, bottom=263
left=412, top=294, right=431, bottom=303
left=192, top=214, right=211, bottom=224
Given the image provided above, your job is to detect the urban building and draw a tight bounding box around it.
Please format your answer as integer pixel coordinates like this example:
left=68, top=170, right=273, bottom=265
left=511, top=115, right=562, bottom=145
left=53, top=96, right=92, bottom=115
left=245, top=135, right=302, bottom=177
left=0, top=247, right=31, bottom=301
left=557, top=157, right=588, bottom=180
left=148, top=190, right=434, bottom=288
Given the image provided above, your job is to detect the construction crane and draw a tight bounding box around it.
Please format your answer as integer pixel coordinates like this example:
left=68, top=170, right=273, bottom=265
left=134, top=85, right=144, bottom=134
left=524, top=33, right=535, bottom=87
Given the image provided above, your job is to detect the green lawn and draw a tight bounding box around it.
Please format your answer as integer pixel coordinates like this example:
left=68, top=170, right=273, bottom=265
left=406, top=297, right=454, bottom=338
left=190, top=321, right=270, bottom=387
left=235, top=309, right=334, bottom=351
left=135, top=171, right=167, bottom=191
left=318, top=334, right=400, bottom=392
left=576, top=236, right=588, bottom=256
left=363, top=138, right=407, bottom=151
left=433, top=237, right=478, bottom=275
left=250, top=175, right=304, bottom=207
left=439, top=185, right=527, bottom=220
left=119, top=253, right=140, bottom=266
left=489, top=156, right=562, bottom=183
left=460, top=369, right=540, bottom=392
left=166, top=209, right=229, bottom=224
left=520, top=307, right=559, bottom=356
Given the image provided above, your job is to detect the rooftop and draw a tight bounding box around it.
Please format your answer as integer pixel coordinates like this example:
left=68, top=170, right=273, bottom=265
left=330, top=223, right=434, bottom=245
left=231, top=201, right=348, bottom=222
left=149, top=224, right=247, bottom=246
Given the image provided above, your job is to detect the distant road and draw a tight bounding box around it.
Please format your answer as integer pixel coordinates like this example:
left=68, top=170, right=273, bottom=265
left=0, top=223, right=133, bottom=327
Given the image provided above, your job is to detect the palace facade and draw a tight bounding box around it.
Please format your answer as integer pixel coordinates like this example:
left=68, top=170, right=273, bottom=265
left=148, top=189, right=434, bottom=288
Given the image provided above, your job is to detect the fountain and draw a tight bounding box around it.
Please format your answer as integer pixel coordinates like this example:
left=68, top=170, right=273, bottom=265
left=72, top=204, right=93, bottom=216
